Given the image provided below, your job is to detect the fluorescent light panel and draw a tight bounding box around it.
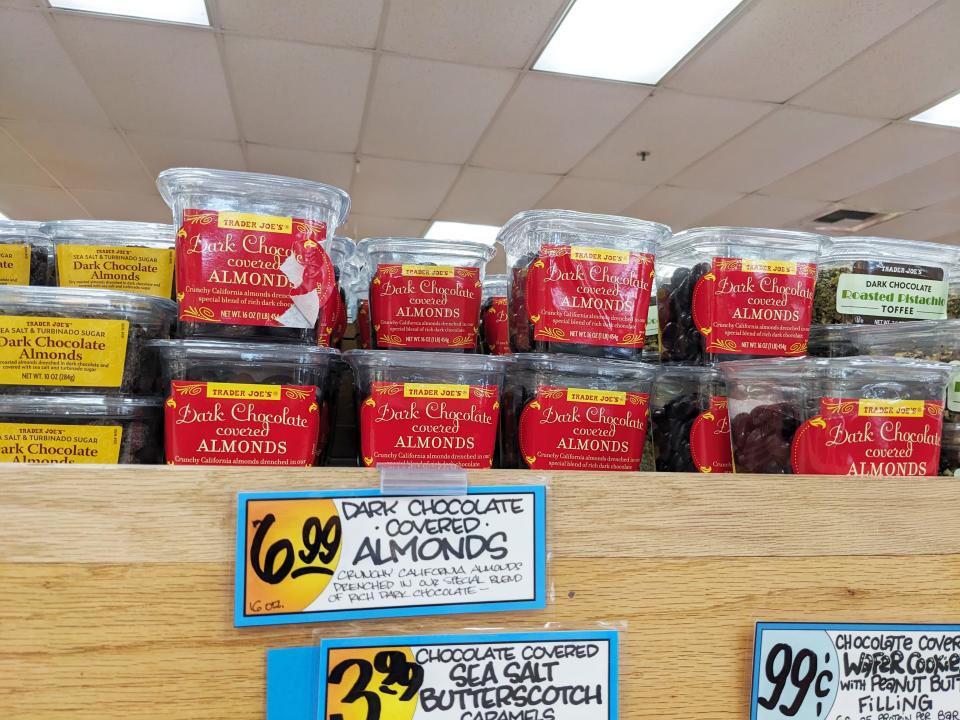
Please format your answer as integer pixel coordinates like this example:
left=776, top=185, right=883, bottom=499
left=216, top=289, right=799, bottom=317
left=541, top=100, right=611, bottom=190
left=535, top=0, right=741, bottom=84
left=911, top=91, right=960, bottom=129
left=424, top=221, right=500, bottom=245
left=48, top=0, right=210, bottom=26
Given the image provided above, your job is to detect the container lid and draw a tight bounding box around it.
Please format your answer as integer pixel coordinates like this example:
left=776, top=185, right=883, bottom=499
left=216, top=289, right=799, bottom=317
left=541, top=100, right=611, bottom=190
left=328, top=236, right=356, bottom=268
left=512, top=352, right=655, bottom=380
left=156, top=168, right=351, bottom=227
left=482, top=274, right=509, bottom=294
left=820, top=234, right=958, bottom=267
left=659, top=226, right=826, bottom=257
left=0, top=285, right=177, bottom=329
left=720, top=355, right=950, bottom=382
left=148, top=339, right=340, bottom=366
left=0, top=220, right=52, bottom=247
left=344, top=349, right=511, bottom=373
left=851, top=319, right=960, bottom=353
left=356, top=236, right=497, bottom=263
left=654, top=365, right=724, bottom=381
left=42, top=220, right=174, bottom=248
left=0, top=394, right=162, bottom=418
left=498, top=209, right=670, bottom=248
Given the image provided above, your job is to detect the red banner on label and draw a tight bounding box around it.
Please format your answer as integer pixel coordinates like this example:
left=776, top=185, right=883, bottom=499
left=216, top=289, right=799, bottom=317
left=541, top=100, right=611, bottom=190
left=791, top=397, right=943, bottom=476
left=524, top=245, right=654, bottom=348
left=482, top=296, right=511, bottom=355
left=357, top=299, right=372, bottom=349
left=359, top=381, right=499, bottom=468
left=691, top=257, right=816, bottom=356
left=176, top=209, right=335, bottom=328
left=689, top=396, right=733, bottom=473
left=518, top=385, right=649, bottom=471
left=370, top=264, right=481, bottom=349
left=164, top=380, right=320, bottom=466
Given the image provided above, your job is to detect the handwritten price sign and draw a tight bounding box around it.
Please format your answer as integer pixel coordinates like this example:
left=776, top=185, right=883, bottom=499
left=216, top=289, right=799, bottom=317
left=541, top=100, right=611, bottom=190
left=751, top=623, right=960, bottom=720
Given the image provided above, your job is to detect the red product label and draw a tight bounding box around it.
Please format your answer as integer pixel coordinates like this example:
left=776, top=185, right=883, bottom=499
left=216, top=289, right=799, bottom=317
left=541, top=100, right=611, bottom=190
left=518, top=385, right=649, bottom=471
left=317, top=287, right=346, bottom=348
left=359, top=381, right=499, bottom=468
left=689, top=396, right=733, bottom=473
left=370, top=264, right=481, bottom=349
left=791, top=397, right=943, bottom=476
left=482, top=296, right=511, bottom=355
left=524, top=244, right=654, bottom=348
left=164, top=381, right=320, bottom=466
left=176, top=209, right=335, bottom=328
left=356, top=299, right=371, bottom=349
left=691, top=257, right=816, bottom=356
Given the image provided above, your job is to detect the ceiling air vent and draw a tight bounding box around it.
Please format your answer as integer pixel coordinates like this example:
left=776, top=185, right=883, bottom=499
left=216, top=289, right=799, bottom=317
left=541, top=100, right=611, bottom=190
left=800, top=207, right=904, bottom=234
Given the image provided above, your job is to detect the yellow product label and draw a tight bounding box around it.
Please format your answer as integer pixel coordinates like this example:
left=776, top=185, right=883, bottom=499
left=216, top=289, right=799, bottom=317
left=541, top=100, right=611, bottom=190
left=206, top=382, right=282, bottom=401
left=217, top=212, right=292, bottom=234
left=0, top=316, right=128, bottom=387
left=858, top=399, right=925, bottom=417
left=741, top=258, right=798, bottom=275
left=0, top=244, right=31, bottom=285
left=57, top=244, right=175, bottom=297
left=570, top=246, right=630, bottom=264
left=403, top=383, right=470, bottom=399
left=0, top=423, right=122, bottom=463
left=566, top=387, right=627, bottom=405
left=401, top=265, right=455, bottom=278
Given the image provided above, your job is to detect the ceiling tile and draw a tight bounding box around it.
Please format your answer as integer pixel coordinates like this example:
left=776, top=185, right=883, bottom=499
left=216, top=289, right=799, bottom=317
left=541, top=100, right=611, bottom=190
left=622, top=185, right=744, bottom=231
left=792, top=2, right=960, bottom=119
left=0, top=9, right=110, bottom=126
left=340, top=215, right=430, bottom=240
left=0, top=1, right=43, bottom=7
left=383, top=0, right=564, bottom=68
left=0, top=130, right=56, bottom=187
left=930, top=194, right=960, bottom=216
left=437, top=167, right=559, bottom=225
left=215, top=0, right=382, bottom=48
left=70, top=189, right=170, bottom=223
left=766, top=123, right=960, bottom=202
left=126, top=133, right=245, bottom=178
left=843, top=153, right=960, bottom=213
left=225, top=37, right=371, bottom=152
left=351, top=157, right=459, bottom=218
left=362, top=56, right=517, bottom=164
left=867, top=210, right=960, bottom=241
left=472, top=74, right=649, bottom=174
left=0, top=185, right=88, bottom=221
left=53, top=15, right=237, bottom=139
left=671, top=107, right=884, bottom=193
left=572, top=89, right=774, bottom=185
left=245, top=144, right=355, bottom=191
left=933, top=231, right=960, bottom=245
left=2, top=122, right=153, bottom=193
left=698, top=194, right=829, bottom=229
left=666, top=0, right=937, bottom=102
left=534, top=177, right=653, bottom=215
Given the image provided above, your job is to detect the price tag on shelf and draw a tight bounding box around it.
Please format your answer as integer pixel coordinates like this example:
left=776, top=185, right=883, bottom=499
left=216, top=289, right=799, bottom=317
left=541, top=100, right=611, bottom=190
left=234, top=485, right=547, bottom=627
left=750, top=622, right=960, bottom=720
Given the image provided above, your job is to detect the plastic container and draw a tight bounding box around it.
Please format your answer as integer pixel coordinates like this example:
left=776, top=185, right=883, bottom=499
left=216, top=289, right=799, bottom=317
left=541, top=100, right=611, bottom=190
left=44, top=220, right=175, bottom=298
left=650, top=366, right=731, bottom=473
left=807, top=324, right=860, bottom=358
left=0, top=220, right=54, bottom=285
left=318, top=236, right=355, bottom=349
left=148, top=339, right=339, bottom=466
left=357, top=237, right=496, bottom=352
left=939, top=422, right=960, bottom=476
left=721, top=356, right=949, bottom=476
left=500, top=210, right=670, bottom=359
left=500, top=353, right=655, bottom=471
left=0, top=286, right=175, bottom=394
left=812, top=235, right=959, bottom=325
left=344, top=350, right=510, bottom=468
left=480, top=274, right=510, bottom=355
left=948, top=278, right=960, bottom=319
left=657, top=227, right=826, bottom=364
left=157, top=168, right=350, bottom=343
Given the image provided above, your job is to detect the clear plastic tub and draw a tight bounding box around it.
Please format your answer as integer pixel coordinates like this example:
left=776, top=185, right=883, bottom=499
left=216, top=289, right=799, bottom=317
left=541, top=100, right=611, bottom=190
left=149, top=339, right=339, bottom=466
left=948, top=278, right=960, bottom=319
left=500, top=353, right=655, bottom=471
left=807, top=324, right=860, bottom=358
left=317, top=236, right=355, bottom=349
left=344, top=349, right=510, bottom=468
left=0, top=394, right=162, bottom=464
left=500, top=209, right=670, bottom=359
left=356, top=237, right=496, bottom=352
left=480, top=274, right=510, bottom=355
left=650, top=366, right=731, bottom=473
left=812, top=235, right=959, bottom=325
left=0, top=286, right=175, bottom=394
left=657, top=227, right=826, bottom=364
left=44, top=220, right=175, bottom=298
left=157, top=168, right=350, bottom=343
left=0, top=220, right=54, bottom=285
left=721, top=356, right=949, bottom=475
left=939, top=422, right=960, bottom=476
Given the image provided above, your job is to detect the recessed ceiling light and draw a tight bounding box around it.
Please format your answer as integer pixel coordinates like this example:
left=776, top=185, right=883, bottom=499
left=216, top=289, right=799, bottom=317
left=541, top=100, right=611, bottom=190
left=48, top=0, right=210, bottom=26
left=910, top=91, right=960, bottom=129
left=424, top=221, right=501, bottom=245
left=534, top=0, right=741, bottom=84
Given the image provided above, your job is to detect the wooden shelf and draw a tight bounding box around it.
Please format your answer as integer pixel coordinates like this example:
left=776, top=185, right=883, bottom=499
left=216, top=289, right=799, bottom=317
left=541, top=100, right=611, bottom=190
left=2, top=467, right=959, bottom=719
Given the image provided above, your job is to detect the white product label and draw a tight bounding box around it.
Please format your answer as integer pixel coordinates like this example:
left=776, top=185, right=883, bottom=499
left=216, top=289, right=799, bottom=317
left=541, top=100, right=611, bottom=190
left=836, top=272, right=948, bottom=321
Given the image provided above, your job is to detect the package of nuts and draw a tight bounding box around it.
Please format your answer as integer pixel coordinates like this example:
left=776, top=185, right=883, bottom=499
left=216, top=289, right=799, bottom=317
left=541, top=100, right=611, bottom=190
left=807, top=323, right=860, bottom=358
left=0, top=286, right=175, bottom=394
left=949, top=277, right=960, bottom=319
left=939, top=422, right=960, bottom=477
left=157, top=168, right=350, bottom=343
left=317, top=236, right=355, bottom=349
left=0, top=220, right=54, bottom=286
left=657, top=227, right=826, bottom=364
left=813, top=235, right=959, bottom=326
left=480, top=274, right=510, bottom=355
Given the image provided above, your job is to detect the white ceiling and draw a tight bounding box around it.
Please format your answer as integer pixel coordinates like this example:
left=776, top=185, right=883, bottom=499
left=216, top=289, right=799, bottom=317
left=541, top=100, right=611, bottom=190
left=2, top=0, right=960, bottom=271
